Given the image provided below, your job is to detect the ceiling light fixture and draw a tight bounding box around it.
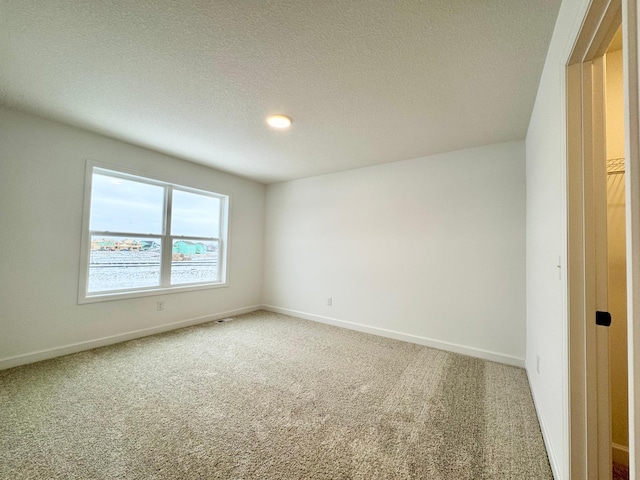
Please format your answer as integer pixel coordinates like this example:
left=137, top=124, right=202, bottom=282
left=266, top=114, right=292, bottom=129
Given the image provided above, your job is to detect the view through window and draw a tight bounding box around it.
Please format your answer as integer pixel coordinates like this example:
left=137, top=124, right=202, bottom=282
left=80, top=166, right=228, bottom=301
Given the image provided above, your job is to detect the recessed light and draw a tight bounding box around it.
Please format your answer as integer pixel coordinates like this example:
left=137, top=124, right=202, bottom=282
left=266, top=114, right=292, bottom=129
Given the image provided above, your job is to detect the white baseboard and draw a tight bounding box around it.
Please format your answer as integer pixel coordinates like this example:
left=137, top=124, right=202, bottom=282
left=612, top=442, right=630, bottom=466
left=0, top=305, right=262, bottom=371
left=526, top=367, right=563, bottom=480
left=2, top=304, right=526, bottom=370
left=262, top=305, right=525, bottom=368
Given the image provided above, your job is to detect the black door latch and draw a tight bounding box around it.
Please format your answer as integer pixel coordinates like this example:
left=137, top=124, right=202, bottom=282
left=596, top=311, right=612, bottom=327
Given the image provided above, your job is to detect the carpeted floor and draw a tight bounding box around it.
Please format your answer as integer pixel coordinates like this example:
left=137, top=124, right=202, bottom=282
left=614, top=461, right=630, bottom=480
left=0, top=310, right=552, bottom=479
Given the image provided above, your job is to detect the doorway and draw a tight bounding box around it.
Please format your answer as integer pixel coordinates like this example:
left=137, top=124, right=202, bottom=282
left=566, top=0, right=640, bottom=478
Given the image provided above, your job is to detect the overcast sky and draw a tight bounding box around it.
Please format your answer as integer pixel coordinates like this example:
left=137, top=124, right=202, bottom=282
left=90, top=173, right=221, bottom=237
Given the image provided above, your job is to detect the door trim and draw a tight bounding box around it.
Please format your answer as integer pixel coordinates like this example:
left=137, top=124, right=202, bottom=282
left=567, top=1, right=620, bottom=478
left=622, top=0, right=640, bottom=477
left=567, top=0, right=640, bottom=478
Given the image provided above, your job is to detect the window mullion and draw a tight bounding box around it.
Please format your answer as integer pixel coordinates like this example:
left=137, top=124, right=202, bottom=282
left=170, top=236, right=219, bottom=242
left=161, top=187, right=173, bottom=287
left=89, top=230, right=162, bottom=239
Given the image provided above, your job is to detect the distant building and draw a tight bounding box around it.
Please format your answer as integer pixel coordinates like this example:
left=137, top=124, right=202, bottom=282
left=173, top=240, right=206, bottom=255
left=91, top=238, right=116, bottom=250
left=141, top=240, right=161, bottom=251
left=90, top=238, right=142, bottom=251
left=118, top=239, right=142, bottom=251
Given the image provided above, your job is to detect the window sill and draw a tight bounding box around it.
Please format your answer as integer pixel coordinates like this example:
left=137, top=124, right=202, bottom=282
left=78, top=281, right=229, bottom=304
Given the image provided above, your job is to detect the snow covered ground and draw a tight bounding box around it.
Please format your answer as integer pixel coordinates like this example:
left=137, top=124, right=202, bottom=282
left=88, top=250, right=218, bottom=292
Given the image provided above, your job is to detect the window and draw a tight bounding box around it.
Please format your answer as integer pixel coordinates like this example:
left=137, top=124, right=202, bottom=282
left=79, top=164, right=229, bottom=302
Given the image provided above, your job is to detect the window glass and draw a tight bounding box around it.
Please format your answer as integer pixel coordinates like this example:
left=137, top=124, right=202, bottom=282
left=171, top=239, right=219, bottom=285
left=171, top=189, right=220, bottom=237
left=90, top=173, right=164, bottom=234
left=88, top=235, right=162, bottom=292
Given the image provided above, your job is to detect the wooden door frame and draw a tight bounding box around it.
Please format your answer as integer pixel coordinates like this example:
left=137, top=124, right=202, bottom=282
left=624, top=0, right=640, bottom=477
left=567, top=52, right=613, bottom=480
left=567, top=0, right=640, bottom=477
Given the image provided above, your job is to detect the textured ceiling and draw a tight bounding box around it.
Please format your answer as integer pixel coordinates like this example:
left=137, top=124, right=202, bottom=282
left=0, top=1, right=561, bottom=184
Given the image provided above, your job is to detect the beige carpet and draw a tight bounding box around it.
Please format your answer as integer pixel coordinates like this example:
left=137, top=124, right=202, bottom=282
left=0, top=310, right=552, bottom=479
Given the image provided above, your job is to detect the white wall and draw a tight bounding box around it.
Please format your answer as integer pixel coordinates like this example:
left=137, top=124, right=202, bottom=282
left=0, top=108, right=265, bottom=368
left=263, top=141, right=526, bottom=365
left=525, top=0, right=591, bottom=478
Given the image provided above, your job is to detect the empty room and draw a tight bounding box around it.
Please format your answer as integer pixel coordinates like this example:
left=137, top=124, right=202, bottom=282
left=2, top=1, right=640, bottom=479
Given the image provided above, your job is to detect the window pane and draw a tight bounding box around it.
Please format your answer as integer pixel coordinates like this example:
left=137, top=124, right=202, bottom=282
left=171, top=239, right=218, bottom=285
left=171, top=190, right=220, bottom=238
left=88, top=235, right=162, bottom=292
left=90, top=173, right=164, bottom=234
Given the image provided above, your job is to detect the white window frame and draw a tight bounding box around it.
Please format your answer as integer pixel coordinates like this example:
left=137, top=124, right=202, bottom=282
left=78, top=161, right=229, bottom=304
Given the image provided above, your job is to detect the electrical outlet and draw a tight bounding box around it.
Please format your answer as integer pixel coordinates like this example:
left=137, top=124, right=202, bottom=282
left=157, top=301, right=164, bottom=311
left=327, top=297, right=333, bottom=306
left=536, top=355, right=540, bottom=374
